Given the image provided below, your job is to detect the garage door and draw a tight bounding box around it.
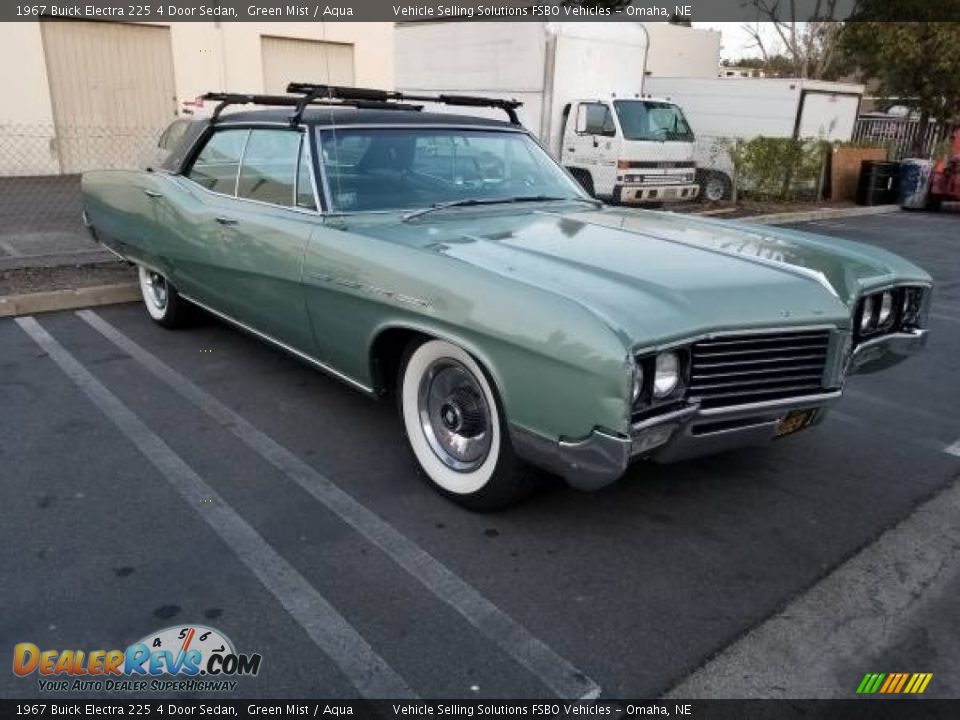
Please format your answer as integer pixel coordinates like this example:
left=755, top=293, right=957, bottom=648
left=261, top=36, right=355, bottom=94
left=40, top=21, right=177, bottom=174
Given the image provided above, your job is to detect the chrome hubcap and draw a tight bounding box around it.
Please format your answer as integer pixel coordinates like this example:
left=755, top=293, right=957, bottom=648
left=418, top=360, right=492, bottom=472
left=146, top=272, right=168, bottom=310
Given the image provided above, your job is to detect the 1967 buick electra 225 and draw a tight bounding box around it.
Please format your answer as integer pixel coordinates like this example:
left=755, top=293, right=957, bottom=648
left=81, top=85, right=933, bottom=509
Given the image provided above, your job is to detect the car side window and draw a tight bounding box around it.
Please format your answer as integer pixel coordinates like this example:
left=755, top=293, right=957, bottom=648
left=296, top=136, right=317, bottom=210
left=237, top=130, right=301, bottom=206
left=187, top=129, right=248, bottom=195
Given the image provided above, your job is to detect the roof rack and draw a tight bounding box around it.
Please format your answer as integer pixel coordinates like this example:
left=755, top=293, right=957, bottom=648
left=286, top=83, right=523, bottom=125
left=201, top=92, right=425, bottom=125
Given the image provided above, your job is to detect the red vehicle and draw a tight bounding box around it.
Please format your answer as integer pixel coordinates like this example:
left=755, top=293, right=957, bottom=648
left=929, top=128, right=960, bottom=209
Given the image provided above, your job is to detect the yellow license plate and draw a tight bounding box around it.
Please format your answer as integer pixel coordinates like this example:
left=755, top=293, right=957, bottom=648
left=776, top=409, right=818, bottom=438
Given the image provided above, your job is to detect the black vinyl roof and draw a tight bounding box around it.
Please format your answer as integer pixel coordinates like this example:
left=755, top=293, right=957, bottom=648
left=214, top=107, right=520, bottom=129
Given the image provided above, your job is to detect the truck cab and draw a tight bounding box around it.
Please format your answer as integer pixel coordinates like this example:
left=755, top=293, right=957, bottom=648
left=561, top=96, right=699, bottom=205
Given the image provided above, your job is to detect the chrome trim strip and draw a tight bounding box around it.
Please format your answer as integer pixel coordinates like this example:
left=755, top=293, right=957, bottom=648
left=696, top=390, right=842, bottom=417
left=317, top=123, right=527, bottom=132
left=631, top=324, right=838, bottom=356
left=179, top=293, right=375, bottom=396
left=631, top=404, right=700, bottom=431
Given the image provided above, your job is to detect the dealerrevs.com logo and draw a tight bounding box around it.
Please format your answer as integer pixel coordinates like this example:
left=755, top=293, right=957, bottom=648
left=13, top=625, right=262, bottom=693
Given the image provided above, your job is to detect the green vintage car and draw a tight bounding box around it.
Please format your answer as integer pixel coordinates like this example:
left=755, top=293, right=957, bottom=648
left=82, top=85, right=933, bottom=510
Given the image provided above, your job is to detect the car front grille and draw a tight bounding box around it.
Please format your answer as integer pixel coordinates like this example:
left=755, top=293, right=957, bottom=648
left=688, top=330, right=831, bottom=409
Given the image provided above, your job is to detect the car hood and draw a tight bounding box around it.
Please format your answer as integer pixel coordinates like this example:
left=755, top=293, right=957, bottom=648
left=343, top=206, right=931, bottom=345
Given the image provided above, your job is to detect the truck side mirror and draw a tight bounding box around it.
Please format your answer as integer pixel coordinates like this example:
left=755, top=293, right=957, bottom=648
left=575, top=106, right=588, bottom=134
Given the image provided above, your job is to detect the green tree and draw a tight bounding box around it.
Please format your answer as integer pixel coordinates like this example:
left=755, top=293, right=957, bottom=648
left=840, top=6, right=960, bottom=155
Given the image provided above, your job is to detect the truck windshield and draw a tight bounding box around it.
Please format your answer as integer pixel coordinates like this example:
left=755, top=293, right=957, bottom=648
left=613, top=100, right=694, bottom=142
left=317, top=127, right=586, bottom=212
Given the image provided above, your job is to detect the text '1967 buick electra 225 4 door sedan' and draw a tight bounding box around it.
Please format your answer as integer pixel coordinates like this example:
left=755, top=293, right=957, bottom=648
left=81, top=85, right=933, bottom=510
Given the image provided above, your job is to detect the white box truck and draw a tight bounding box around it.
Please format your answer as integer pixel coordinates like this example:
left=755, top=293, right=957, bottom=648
left=395, top=22, right=700, bottom=204
left=644, top=77, right=864, bottom=201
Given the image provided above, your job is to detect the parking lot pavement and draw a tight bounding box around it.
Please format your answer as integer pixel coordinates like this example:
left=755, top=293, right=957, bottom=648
left=2, top=211, right=959, bottom=700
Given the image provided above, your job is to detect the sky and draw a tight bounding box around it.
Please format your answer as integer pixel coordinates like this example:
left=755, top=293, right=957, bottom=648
left=693, top=22, right=785, bottom=61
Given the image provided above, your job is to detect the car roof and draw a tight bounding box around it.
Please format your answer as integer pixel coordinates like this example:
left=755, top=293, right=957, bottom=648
left=215, top=107, right=520, bottom=129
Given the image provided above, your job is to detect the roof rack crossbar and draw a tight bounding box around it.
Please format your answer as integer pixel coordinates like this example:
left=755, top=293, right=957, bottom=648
left=201, top=92, right=424, bottom=123
left=285, top=83, right=523, bottom=125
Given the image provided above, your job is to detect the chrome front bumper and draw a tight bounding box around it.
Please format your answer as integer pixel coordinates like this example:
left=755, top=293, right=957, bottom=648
left=512, top=327, right=928, bottom=491
left=616, top=183, right=700, bottom=204
left=847, top=328, right=928, bottom=374
left=513, top=392, right=840, bottom=491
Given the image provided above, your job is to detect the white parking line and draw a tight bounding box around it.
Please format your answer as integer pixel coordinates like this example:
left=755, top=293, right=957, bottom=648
left=15, top=315, right=416, bottom=700
left=77, top=309, right=602, bottom=700
left=0, top=239, right=22, bottom=257
left=946, top=439, right=960, bottom=458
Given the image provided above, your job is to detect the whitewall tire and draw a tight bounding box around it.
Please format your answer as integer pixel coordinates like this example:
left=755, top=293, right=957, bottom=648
left=138, top=265, right=188, bottom=328
left=399, top=339, right=537, bottom=510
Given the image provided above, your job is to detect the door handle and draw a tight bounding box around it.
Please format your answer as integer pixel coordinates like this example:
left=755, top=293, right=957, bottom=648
left=214, top=216, right=239, bottom=226
left=143, top=190, right=162, bottom=198
left=566, top=147, right=575, bottom=152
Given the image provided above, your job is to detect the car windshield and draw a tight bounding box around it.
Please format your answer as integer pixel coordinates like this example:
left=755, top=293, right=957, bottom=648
left=614, top=100, right=694, bottom=142
left=317, top=127, right=586, bottom=213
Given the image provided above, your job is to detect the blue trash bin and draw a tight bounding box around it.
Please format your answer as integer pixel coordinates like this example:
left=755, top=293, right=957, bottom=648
left=898, top=158, right=934, bottom=210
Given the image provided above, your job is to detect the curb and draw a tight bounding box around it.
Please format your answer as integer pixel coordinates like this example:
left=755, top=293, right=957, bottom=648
left=746, top=204, right=901, bottom=226
left=0, top=283, right=139, bottom=318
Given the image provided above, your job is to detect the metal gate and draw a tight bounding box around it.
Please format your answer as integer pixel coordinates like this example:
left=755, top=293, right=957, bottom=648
left=852, top=116, right=950, bottom=160
left=40, top=21, right=177, bottom=174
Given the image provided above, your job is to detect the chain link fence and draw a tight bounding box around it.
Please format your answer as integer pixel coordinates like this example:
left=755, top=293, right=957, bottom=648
left=0, top=123, right=166, bottom=267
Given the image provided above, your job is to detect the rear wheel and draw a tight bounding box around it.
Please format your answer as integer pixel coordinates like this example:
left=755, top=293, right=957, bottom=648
left=138, top=265, right=188, bottom=328
left=698, top=169, right=733, bottom=203
left=399, top=339, right=538, bottom=511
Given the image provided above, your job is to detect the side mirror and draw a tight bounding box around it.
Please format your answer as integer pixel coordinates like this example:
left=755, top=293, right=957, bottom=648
left=575, top=107, right=588, bottom=134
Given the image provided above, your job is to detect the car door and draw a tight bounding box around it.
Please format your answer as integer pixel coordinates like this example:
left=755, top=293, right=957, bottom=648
left=221, top=128, right=319, bottom=353
left=161, top=127, right=251, bottom=315
left=565, top=102, right=618, bottom=197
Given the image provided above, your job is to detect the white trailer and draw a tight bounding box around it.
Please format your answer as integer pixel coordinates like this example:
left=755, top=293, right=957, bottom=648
left=644, top=77, right=865, bottom=200
left=395, top=22, right=700, bottom=205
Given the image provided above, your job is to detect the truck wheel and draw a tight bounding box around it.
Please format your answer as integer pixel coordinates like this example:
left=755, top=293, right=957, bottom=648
left=398, top=339, right=538, bottom=511
left=697, top=170, right=732, bottom=203
left=568, top=168, right=595, bottom=197
left=137, top=266, right=189, bottom=328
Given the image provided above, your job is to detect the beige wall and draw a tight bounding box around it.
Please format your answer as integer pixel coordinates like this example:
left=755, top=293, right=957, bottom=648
left=0, top=21, right=394, bottom=174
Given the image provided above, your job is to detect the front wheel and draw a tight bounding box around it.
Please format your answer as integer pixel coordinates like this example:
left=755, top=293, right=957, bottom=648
left=138, top=265, right=189, bottom=328
left=399, top=339, right=538, bottom=511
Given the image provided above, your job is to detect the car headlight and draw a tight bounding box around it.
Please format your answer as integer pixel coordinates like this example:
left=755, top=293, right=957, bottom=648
left=877, top=291, right=894, bottom=327
left=632, top=365, right=644, bottom=403
left=653, top=352, right=680, bottom=398
left=859, top=295, right=876, bottom=334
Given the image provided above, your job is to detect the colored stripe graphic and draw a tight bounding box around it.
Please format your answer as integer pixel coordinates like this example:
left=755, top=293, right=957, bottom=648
left=858, top=672, right=933, bottom=694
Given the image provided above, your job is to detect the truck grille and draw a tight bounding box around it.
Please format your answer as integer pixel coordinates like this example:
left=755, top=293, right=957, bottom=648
left=688, top=330, right=831, bottom=409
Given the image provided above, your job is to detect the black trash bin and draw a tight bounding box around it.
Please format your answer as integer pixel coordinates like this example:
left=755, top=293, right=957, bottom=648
left=856, top=160, right=900, bottom=206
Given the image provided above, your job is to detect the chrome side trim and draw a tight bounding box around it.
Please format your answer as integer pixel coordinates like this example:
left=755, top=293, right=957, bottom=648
left=180, top=293, right=375, bottom=396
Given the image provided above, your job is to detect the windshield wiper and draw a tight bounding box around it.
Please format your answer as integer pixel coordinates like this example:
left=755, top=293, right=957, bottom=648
left=402, top=195, right=600, bottom=222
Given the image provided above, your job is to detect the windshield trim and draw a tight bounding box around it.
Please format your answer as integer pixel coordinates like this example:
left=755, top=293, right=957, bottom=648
left=315, top=125, right=589, bottom=215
